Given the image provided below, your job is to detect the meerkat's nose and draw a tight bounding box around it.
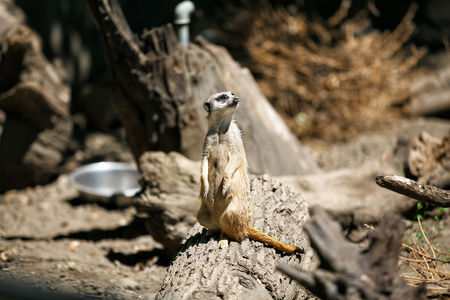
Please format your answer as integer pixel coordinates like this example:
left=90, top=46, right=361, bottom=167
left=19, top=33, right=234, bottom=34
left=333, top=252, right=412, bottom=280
left=233, top=96, right=239, bottom=102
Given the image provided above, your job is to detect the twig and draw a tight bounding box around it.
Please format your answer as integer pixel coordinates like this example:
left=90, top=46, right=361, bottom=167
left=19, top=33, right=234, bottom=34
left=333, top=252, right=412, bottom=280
left=399, top=256, right=450, bottom=264
left=401, top=216, right=450, bottom=296
left=327, top=0, right=351, bottom=27
left=375, top=175, right=450, bottom=207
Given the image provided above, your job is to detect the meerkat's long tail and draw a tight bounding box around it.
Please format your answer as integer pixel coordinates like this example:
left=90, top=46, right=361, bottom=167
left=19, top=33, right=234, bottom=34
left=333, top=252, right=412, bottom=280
left=248, top=228, right=304, bottom=254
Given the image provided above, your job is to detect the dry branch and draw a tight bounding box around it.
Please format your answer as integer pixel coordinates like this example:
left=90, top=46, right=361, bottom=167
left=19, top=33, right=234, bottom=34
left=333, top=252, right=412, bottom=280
left=375, top=175, right=450, bottom=207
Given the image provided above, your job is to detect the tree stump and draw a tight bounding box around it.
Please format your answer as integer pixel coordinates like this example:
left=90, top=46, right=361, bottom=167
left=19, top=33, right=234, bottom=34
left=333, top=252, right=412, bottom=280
left=86, top=0, right=318, bottom=176
left=155, top=175, right=316, bottom=300
left=0, top=0, right=72, bottom=192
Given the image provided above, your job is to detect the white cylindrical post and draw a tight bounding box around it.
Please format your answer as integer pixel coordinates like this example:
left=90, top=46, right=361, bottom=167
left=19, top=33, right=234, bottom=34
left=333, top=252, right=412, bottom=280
left=174, top=1, right=195, bottom=46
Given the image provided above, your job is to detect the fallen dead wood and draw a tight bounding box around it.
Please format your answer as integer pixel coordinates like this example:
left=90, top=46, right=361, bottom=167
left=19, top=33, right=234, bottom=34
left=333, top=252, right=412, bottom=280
left=279, top=138, right=415, bottom=227
left=155, top=175, right=316, bottom=299
left=0, top=0, right=72, bottom=192
left=278, top=205, right=426, bottom=300
left=410, top=60, right=450, bottom=116
left=375, top=175, right=450, bottom=207
left=410, top=86, right=450, bottom=117
left=134, top=151, right=200, bottom=258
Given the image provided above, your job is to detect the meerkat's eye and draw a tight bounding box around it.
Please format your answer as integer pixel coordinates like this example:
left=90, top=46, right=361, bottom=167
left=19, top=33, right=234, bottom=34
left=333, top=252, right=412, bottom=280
left=217, top=94, right=228, bottom=101
left=231, top=92, right=235, bottom=96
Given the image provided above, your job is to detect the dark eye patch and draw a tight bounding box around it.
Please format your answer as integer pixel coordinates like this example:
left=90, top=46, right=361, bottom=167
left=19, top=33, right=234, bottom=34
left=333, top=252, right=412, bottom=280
left=217, top=94, right=228, bottom=101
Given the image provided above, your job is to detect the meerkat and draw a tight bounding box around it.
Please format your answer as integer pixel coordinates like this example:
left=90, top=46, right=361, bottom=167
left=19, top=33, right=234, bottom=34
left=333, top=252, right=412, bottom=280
left=196, top=91, right=303, bottom=253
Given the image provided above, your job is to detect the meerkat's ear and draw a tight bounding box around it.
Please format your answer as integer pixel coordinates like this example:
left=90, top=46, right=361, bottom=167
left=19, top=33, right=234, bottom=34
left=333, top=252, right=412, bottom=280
left=203, top=102, right=211, bottom=112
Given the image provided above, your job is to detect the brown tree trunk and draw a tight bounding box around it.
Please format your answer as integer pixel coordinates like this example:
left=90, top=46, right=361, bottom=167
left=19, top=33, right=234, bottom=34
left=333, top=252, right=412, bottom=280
left=86, top=0, right=318, bottom=176
left=155, top=175, right=316, bottom=300
left=0, top=0, right=72, bottom=192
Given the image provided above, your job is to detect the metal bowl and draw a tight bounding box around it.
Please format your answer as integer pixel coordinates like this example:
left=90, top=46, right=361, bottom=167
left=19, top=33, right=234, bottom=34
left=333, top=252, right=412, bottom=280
left=69, top=162, right=141, bottom=205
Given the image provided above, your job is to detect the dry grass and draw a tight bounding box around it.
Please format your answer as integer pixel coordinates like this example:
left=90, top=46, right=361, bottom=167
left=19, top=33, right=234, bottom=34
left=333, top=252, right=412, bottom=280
left=232, top=1, right=427, bottom=144
left=400, top=218, right=450, bottom=297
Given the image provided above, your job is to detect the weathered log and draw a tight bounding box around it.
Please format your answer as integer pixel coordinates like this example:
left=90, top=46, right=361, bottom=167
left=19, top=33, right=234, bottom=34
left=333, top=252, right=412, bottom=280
left=155, top=175, right=316, bottom=300
left=410, top=87, right=450, bottom=116
left=279, top=205, right=427, bottom=300
left=410, top=61, right=450, bottom=116
left=278, top=136, right=417, bottom=226
left=86, top=0, right=318, bottom=176
left=0, top=0, right=72, bottom=192
left=408, top=131, right=450, bottom=189
left=375, top=175, right=450, bottom=207
left=134, top=151, right=200, bottom=258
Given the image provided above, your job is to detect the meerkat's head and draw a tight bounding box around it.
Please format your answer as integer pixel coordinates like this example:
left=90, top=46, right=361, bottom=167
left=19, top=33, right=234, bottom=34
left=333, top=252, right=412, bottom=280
left=203, top=91, right=239, bottom=116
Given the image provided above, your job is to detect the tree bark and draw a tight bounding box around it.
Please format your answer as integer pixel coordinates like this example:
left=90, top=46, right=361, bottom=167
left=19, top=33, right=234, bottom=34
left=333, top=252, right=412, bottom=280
left=279, top=205, right=427, bottom=300
left=155, top=175, right=316, bottom=300
left=0, top=0, right=72, bottom=192
left=86, top=0, right=318, bottom=176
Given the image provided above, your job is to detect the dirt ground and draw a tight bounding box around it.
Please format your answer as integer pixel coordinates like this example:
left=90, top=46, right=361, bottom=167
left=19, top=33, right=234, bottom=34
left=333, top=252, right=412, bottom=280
left=0, top=174, right=168, bottom=299
left=0, top=118, right=449, bottom=299
left=0, top=129, right=170, bottom=299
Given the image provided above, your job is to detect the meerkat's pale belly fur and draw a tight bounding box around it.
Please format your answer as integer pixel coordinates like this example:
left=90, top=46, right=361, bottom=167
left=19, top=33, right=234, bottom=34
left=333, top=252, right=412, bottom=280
left=197, top=121, right=252, bottom=241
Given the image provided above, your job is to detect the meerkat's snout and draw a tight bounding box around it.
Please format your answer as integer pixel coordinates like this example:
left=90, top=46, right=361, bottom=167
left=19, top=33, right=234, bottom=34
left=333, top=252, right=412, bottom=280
left=203, top=102, right=211, bottom=112
left=231, top=96, right=239, bottom=107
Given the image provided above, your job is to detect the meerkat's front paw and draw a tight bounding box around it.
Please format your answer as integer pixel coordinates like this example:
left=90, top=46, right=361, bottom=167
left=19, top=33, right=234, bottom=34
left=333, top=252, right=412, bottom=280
left=202, top=182, right=209, bottom=200
left=222, top=178, right=230, bottom=197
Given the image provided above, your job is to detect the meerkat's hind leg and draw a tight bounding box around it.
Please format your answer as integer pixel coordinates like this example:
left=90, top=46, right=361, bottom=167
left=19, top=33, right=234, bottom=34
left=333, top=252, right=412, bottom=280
left=219, top=231, right=229, bottom=249
left=197, top=203, right=218, bottom=231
